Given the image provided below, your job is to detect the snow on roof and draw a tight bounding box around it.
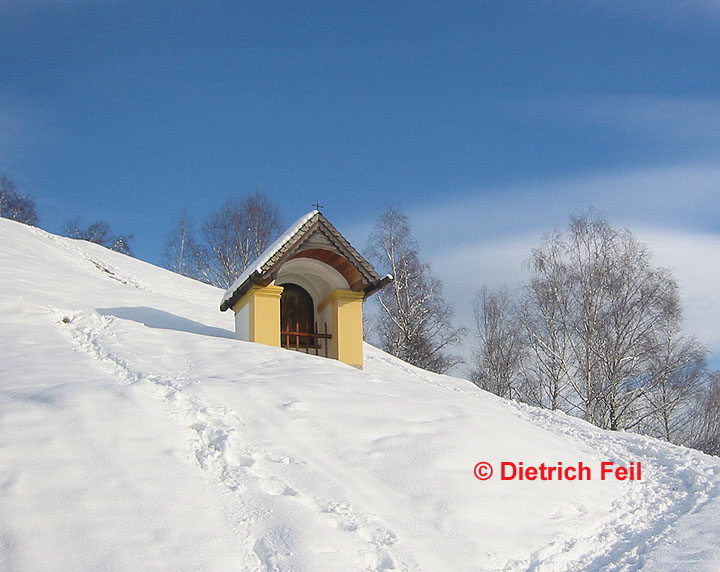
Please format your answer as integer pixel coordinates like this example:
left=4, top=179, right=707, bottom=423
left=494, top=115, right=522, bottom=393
left=220, top=210, right=319, bottom=307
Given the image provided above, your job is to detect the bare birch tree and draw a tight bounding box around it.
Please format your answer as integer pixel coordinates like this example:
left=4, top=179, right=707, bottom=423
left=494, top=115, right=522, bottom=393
left=367, top=207, right=464, bottom=373
left=519, top=252, right=576, bottom=411
left=691, top=372, right=720, bottom=455
left=524, top=214, right=685, bottom=430
left=470, top=286, right=523, bottom=399
left=162, top=210, right=205, bottom=280
left=469, top=212, right=715, bottom=449
left=200, top=191, right=282, bottom=288
left=637, top=325, right=707, bottom=443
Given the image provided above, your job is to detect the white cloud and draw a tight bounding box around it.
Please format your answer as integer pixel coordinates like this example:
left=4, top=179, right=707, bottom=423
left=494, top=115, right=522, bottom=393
left=427, top=235, right=535, bottom=369
left=636, top=228, right=720, bottom=352
left=408, top=162, right=720, bottom=256
left=393, top=163, right=720, bottom=369
left=424, top=227, right=720, bottom=372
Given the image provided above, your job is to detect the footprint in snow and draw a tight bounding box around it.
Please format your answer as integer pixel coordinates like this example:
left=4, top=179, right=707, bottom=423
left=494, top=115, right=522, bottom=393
left=281, top=401, right=308, bottom=412
left=259, top=477, right=299, bottom=497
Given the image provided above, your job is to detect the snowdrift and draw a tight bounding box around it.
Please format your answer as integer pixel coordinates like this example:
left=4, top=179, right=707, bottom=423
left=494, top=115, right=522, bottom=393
left=0, top=217, right=718, bottom=572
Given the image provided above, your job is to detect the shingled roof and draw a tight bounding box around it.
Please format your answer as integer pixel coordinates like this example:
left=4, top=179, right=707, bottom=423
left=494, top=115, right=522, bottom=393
left=220, top=211, right=392, bottom=312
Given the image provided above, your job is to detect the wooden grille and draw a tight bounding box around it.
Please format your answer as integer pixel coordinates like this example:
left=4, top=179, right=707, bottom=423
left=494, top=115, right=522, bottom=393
left=282, top=321, right=331, bottom=357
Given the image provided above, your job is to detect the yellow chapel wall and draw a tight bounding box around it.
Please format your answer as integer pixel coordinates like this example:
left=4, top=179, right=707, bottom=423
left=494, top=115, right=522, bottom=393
left=232, top=284, right=283, bottom=347
left=319, top=289, right=364, bottom=368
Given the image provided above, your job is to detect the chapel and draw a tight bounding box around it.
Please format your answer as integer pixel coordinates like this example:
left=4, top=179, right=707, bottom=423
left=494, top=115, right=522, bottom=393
left=220, top=210, right=392, bottom=368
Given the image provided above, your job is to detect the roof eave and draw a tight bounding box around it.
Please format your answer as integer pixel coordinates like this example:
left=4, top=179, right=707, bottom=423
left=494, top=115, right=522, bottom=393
left=363, top=273, right=394, bottom=299
left=219, top=270, right=262, bottom=312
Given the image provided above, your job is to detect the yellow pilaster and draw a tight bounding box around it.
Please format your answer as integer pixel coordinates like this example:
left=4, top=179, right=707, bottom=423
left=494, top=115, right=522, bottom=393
left=232, top=285, right=284, bottom=346
left=320, top=289, right=365, bottom=368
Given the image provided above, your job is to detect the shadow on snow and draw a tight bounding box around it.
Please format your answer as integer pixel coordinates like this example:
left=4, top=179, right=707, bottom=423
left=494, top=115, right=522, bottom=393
left=98, top=306, right=235, bottom=339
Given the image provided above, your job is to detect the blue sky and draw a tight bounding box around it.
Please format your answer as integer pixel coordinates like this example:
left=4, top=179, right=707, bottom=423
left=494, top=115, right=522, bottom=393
left=2, top=1, right=719, bottom=366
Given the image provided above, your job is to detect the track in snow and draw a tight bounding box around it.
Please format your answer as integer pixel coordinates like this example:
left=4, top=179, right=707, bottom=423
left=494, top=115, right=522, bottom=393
left=50, top=307, right=412, bottom=572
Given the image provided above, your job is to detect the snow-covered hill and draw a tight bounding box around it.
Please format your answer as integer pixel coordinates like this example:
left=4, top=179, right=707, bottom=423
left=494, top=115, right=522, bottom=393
left=1, top=217, right=718, bottom=572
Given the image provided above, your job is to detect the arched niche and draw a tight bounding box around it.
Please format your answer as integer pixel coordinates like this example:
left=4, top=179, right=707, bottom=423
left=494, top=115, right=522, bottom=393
left=275, top=256, right=350, bottom=307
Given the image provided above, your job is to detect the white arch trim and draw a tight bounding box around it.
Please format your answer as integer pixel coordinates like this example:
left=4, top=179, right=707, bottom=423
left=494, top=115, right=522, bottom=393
left=274, top=257, right=350, bottom=306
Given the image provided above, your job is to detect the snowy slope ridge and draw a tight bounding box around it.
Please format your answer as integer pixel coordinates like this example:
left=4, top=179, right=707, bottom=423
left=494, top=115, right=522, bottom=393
left=1, top=218, right=719, bottom=572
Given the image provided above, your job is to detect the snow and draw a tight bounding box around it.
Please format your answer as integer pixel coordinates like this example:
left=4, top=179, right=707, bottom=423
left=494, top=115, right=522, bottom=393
left=221, top=210, right=319, bottom=308
left=1, top=216, right=719, bottom=571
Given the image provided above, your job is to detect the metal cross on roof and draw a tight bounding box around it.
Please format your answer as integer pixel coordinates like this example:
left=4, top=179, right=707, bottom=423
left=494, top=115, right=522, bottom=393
left=312, top=202, right=324, bottom=211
